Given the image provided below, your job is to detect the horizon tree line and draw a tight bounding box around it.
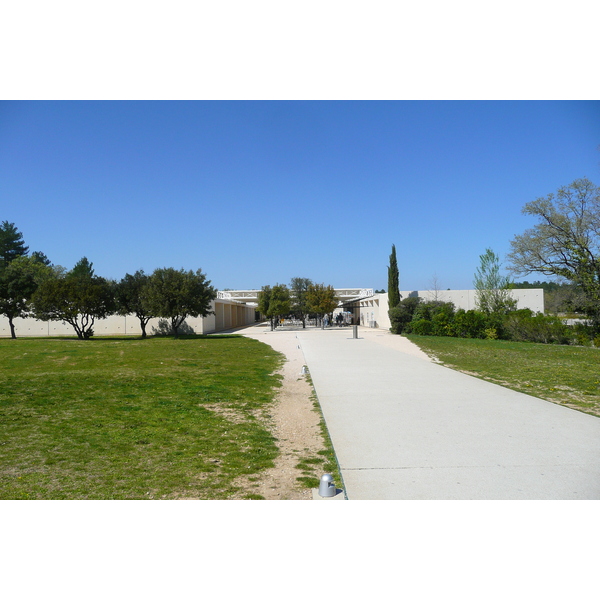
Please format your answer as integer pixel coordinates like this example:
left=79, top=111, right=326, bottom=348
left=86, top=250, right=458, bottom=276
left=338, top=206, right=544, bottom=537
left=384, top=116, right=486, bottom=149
left=0, top=221, right=216, bottom=339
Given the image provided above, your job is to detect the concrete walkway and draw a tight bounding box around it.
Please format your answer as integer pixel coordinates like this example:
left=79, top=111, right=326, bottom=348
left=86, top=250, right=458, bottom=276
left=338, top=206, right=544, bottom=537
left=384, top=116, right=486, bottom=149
left=237, top=324, right=600, bottom=500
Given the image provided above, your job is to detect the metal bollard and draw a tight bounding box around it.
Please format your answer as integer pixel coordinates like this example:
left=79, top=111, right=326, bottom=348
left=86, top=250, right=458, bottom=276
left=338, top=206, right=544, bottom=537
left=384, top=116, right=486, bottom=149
left=353, top=325, right=358, bottom=339
left=318, top=473, right=336, bottom=497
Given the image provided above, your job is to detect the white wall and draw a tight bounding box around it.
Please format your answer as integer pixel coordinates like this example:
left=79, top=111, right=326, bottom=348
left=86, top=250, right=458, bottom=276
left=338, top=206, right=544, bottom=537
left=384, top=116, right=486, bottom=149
left=350, top=289, right=545, bottom=331
left=0, top=298, right=256, bottom=338
left=400, top=289, right=545, bottom=314
left=0, top=289, right=546, bottom=337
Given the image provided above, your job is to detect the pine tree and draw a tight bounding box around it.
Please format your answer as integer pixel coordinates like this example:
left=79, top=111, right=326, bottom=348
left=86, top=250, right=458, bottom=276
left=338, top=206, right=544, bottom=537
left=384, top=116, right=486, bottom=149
left=0, top=221, right=29, bottom=270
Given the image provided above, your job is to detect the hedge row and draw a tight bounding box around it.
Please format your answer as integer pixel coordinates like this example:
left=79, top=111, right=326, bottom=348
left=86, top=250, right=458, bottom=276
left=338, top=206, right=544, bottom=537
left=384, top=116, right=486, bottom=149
left=388, top=298, right=598, bottom=346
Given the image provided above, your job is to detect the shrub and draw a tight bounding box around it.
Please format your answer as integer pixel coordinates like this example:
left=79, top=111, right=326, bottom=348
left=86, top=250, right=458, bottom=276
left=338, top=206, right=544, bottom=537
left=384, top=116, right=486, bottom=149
left=407, top=301, right=455, bottom=336
left=504, top=310, right=571, bottom=344
left=411, top=318, right=433, bottom=335
left=571, top=322, right=595, bottom=346
left=574, top=333, right=591, bottom=346
left=452, top=309, right=488, bottom=339
left=389, top=297, right=421, bottom=334
left=410, top=302, right=432, bottom=323
left=432, top=311, right=453, bottom=336
left=484, top=327, right=498, bottom=340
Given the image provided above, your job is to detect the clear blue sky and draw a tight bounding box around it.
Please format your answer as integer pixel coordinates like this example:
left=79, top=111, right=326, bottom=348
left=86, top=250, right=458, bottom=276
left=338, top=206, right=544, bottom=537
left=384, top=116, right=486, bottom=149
left=1, top=101, right=598, bottom=292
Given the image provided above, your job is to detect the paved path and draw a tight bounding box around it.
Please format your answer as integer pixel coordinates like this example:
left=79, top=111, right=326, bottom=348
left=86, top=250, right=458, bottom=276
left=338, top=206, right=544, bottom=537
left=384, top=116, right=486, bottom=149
left=237, top=324, right=600, bottom=499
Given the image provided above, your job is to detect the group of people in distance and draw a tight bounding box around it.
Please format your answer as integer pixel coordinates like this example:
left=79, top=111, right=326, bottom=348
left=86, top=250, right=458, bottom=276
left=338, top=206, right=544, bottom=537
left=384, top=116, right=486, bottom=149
left=323, top=312, right=353, bottom=327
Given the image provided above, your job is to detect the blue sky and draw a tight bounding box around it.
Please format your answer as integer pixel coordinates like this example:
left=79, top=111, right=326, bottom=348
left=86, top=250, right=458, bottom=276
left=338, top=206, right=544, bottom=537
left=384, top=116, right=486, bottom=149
left=1, top=100, right=598, bottom=292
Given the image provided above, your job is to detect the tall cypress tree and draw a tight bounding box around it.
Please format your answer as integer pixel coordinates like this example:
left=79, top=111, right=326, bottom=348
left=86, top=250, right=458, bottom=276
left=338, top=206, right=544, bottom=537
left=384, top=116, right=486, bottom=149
left=388, top=244, right=400, bottom=309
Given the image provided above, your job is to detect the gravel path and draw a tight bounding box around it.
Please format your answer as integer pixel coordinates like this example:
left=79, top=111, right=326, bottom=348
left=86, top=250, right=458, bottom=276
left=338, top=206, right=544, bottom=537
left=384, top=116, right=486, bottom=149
left=232, top=323, right=326, bottom=499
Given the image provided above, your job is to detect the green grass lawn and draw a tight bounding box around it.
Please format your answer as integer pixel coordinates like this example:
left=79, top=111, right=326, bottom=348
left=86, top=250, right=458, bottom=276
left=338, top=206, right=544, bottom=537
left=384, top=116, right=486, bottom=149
left=406, top=335, right=600, bottom=418
left=0, top=335, right=289, bottom=499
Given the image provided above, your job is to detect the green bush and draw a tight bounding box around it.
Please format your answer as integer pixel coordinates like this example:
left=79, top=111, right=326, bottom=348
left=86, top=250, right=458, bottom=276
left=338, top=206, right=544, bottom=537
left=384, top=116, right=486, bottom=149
left=411, top=318, right=433, bottom=335
left=485, top=311, right=510, bottom=340
left=504, top=309, right=571, bottom=344
left=571, top=322, right=595, bottom=346
left=410, top=302, right=432, bottom=323
left=407, top=301, right=455, bottom=336
left=484, top=327, right=498, bottom=340
left=452, top=309, right=488, bottom=339
left=432, top=311, right=453, bottom=336
left=389, top=296, right=421, bottom=334
left=391, top=297, right=588, bottom=347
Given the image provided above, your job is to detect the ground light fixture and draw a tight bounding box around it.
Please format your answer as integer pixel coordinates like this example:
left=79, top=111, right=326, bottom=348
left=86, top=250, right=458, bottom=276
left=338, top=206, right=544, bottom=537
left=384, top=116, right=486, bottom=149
left=318, top=473, right=337, bottom=497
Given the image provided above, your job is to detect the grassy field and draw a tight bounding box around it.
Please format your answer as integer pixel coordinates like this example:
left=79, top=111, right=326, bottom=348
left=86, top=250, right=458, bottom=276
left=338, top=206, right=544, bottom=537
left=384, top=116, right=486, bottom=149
left=0, top=335, right=295, bottom=500
left=406, top=335, right=600, bottom=418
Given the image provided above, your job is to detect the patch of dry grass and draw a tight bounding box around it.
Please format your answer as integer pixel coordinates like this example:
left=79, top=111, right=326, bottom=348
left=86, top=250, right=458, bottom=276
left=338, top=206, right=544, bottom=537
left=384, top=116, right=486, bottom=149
left=0, top=335, right=284, bottom=499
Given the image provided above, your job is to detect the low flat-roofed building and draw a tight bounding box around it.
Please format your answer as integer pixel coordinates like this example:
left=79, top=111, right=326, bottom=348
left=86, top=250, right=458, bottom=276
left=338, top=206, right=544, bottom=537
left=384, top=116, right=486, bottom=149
left=342, top=289, right=545, bottom=330
left=0, top=296, right=257, bottom=338
left=0, top=287, right=545, bottom=337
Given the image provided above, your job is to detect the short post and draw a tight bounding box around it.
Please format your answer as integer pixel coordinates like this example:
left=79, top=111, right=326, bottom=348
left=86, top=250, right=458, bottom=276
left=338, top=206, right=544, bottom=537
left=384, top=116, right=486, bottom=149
left=318, top=473, right=336, bottom=497
left=353, top=325, right=358, bottom=339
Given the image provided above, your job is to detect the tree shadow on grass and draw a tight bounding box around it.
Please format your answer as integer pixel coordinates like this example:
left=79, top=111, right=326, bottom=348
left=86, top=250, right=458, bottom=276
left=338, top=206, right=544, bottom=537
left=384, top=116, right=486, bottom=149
left=40, top=334, right=244, bottom=343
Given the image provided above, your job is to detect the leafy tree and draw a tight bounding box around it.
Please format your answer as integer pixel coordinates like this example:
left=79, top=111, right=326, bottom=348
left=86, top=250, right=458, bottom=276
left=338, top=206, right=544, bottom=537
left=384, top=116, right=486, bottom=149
left=268, top=284, right=291, bottom=329
left=511, top=280, right=586, bottom=314
left=544, top=284, right=587, bottom=315
left=306, top=283, right=338, bottom=326
left=0, top=223, right=57, bottom=338
left=143, top=267, right=216, bottom=336
left=0, top=221, right=29, bottom=270
left=290, top=277, right=312, bottom=328
left=115, top=270, right=154, bottom=338
left=511, top=280, right=561, bottom=291
left=0, top=255, right=54, bottom=338
left=508, top=178, right=600, bottom=327
left=473, top=248, right=516, bottom=314
left=31, top=257, right=116, bottom=339
left=257, top=284, right=272, bottom=326
left=387, top=244, right=400, bottom=310
left=258, top=283, right=292, bottom=330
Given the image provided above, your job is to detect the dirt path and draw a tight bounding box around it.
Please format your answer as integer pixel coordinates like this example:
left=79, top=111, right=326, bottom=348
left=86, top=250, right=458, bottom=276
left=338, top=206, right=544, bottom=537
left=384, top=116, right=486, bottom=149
left=231, top=324, right=325, bottom=499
